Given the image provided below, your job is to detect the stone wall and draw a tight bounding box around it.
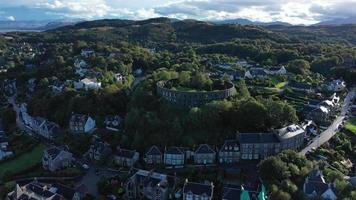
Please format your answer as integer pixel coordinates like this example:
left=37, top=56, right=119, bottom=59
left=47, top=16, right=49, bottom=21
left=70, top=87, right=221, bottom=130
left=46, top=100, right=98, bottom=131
left=157, top=80, right=237, bottom=107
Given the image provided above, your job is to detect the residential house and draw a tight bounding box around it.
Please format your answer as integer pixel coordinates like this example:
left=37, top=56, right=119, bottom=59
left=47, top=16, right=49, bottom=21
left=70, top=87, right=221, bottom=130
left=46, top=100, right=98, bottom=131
left=114, top=73, right=125, bottom=82
left=19, top=103, right=33, bottom=128
left=194, top=144, right=216, bottom=165
left=319, top=100, right=338, bottom=115
left=74, top=59, right=88, bottom=69
left=88, top=139, right=112, bottom=161
left=0, top=124, right=13, bottom=161
left=7, top=180, right=83, bottom=200
left=222, top=70, right=245, bottom=81
left=303, top=169, right=337, bottom=200
left=114, top=147, right=139, bottom=167
left=42, top=146, right=73, bottom=172
left=236, top=60, right=254, bottom=68
left=289, top=82, right=314, bottom=93
left=69, top=114, right=96, bottom=134
left=75, top=78, right=101, bottom=90
left=307, top=106, right=331, bottom=126
left=219, top=140, right=240, bottom=164
left=276, top=124, right=305, bottom=150
left=32, top=117, right=60, bottom=140
left=104, top=115, right=123, bottom=131
left=49, top=80, right=65, bottom=94
left=303, top=120, right=318, bottom=136
left=125, top=169, right=177, bottom=200
left=81, top=49, right=95, bottom=57
left=27, top=78, right=36, bottom=94
left=145, top=145, right=163, bottom=165
left=222, top=185, right=259, bottom=200
left=327, top=79, right=346, bottom=92
left=245, top=68, right=268, bottom=79
left=163, top=147, right=185, bottom=167
left=239, top=133, right=281, bottom=160
left=266, top=66, right=287, bottom=75
left=183, top=180, right=214, bottom=200
left=2, top=79, right=16, bottom=96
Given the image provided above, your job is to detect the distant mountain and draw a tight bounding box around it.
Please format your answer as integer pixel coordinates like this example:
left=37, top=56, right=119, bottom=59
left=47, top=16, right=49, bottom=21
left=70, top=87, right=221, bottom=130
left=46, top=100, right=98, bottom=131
left=214, top=18, right=292, bottom=26
left=0, top=19, right=81, bottom=32
left=316, top=17, right=356, bottom=26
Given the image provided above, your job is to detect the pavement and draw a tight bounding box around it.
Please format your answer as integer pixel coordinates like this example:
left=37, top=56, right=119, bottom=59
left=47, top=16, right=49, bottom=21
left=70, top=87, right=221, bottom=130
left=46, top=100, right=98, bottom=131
left=300, top=90, right=355, bottom=155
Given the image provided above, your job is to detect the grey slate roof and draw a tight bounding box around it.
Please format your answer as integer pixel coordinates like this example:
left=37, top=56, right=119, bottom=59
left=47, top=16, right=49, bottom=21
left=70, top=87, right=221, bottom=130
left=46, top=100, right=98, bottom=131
left=183, top=182, right=213, bottom=197
left=195, top=144, right=215, bottom=154
left=220, top=140, right=240, bottom=152
left=115, top=148, right=137, bottom=159
left=249, top=68, right=267, bottom=76
left=70, top=114, right=89, bottom=123
left=240, top=133, right=280, bottom=144
left=304, top=170, right=337, bottom=196
left=165, top=147, right=184, bottom=155
left=146, top=145, right=162, bottom=156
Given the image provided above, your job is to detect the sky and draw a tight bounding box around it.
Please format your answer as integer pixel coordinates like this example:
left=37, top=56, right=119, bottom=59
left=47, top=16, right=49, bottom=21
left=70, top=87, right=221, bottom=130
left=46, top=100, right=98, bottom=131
left=0, top=0, right=355, bottom=25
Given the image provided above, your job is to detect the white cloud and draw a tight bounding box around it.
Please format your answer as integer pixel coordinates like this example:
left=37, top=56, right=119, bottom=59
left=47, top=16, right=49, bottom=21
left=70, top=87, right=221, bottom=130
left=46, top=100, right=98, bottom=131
left=6, top=16, right=16, bottom=21
left=36, top=0, right=111, bottom=19
left=0, top=0, right=356, bottom=24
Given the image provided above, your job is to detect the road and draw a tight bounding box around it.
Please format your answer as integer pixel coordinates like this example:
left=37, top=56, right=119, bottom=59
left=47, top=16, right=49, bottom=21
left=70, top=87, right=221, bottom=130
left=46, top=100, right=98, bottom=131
left=300, top=90, right=355, bottom=155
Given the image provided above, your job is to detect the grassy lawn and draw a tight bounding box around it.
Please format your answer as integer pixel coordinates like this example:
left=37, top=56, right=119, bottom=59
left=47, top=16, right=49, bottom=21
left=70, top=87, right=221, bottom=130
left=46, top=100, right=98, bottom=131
left=275, top=81, right=287, bottom=89
left=0, top=144, right=45, bottom=178
left=345, top=117, right=356, bottom=134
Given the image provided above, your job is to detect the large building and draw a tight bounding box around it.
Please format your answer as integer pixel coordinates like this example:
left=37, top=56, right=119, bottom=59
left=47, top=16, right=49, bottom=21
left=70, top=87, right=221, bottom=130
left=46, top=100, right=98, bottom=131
left=7, top=180, right=83, bottom=200
left=276, top=124, right=305, bottom=150
left=125, top=170, right=177, bottom=200
left=239, top=133, right=281, bottom=160
left=42, top=146, right=73, bottom=172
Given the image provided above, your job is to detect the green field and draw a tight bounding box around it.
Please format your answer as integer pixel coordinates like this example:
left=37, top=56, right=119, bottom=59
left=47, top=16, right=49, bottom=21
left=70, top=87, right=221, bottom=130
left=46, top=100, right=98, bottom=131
left=0, top=145, right=45, bottom=179
left=345, top=117, right=356, bottom=134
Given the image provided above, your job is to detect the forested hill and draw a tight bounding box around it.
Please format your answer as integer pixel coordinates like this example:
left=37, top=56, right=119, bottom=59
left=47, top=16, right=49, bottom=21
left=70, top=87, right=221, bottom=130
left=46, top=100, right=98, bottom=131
left=46, top=17, right=356, bottom=45
left=47, top=17, right=288, bottom=44
left=267, top=24, right=356, bottom=45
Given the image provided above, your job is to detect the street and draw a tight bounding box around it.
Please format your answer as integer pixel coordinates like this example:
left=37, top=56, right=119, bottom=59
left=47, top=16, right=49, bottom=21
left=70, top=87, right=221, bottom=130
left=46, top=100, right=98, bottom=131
left=300, top=90, right=355, bottom=155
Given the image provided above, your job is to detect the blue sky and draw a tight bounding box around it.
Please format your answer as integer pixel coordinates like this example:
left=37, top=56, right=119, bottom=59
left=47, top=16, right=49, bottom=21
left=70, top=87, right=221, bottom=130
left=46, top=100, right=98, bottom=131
left=0, top=0, right=355, bottom=25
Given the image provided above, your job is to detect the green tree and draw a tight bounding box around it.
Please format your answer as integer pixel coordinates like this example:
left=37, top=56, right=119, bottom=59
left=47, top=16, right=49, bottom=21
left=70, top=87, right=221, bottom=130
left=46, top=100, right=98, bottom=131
left=287, top=59, right=310, bottom=75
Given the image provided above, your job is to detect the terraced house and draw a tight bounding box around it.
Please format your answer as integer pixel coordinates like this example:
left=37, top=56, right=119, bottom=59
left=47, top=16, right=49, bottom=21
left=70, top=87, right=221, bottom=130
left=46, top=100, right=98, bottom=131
left=164, top=147, right=185, bottom=167
left=219, top=140, right=240, bottom=164
left=194, top=144, right=216, bottom=165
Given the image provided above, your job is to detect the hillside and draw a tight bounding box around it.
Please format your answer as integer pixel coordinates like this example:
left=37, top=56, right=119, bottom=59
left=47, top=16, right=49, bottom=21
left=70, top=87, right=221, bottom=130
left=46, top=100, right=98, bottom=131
left=48, top=18, right=288, bottom=44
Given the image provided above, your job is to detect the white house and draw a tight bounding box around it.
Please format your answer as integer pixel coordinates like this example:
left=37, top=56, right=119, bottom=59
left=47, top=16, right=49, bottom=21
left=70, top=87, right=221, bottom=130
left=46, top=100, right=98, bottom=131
left=245, top=68, right=268, bottom=79
left=75, top=78, right=101, bottom=90
left=267, top=66, right=287, bottom=75
left=114, top=73, right=125, bottom=82
left=69, top=114, right=96, bottom=134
